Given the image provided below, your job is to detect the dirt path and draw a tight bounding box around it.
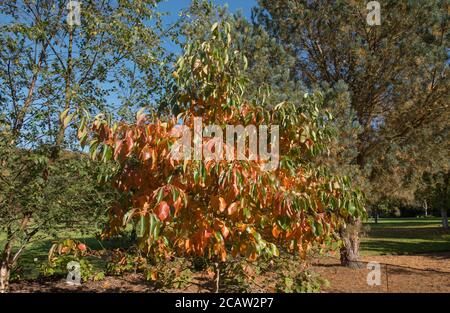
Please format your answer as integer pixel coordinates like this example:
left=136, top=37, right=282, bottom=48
left=311, top=252, right=450, bottom=293
left=10, top=252, right=450, bottom=293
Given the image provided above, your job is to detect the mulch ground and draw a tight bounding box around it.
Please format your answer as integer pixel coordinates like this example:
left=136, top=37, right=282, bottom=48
left=310, top=252, right=450, bottom=293
left=10, top=252, right=450, bottom=293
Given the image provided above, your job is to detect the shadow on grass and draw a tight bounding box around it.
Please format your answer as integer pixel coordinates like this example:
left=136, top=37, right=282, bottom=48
left=365, top=218, right=442, bottom=229
left=361, top=219, right=450, bottom=255
left=14, top=235, right=135, bottom=280
left=361, top=239, right=450, bottom=255
left=365, top=226, right=449, bottom=239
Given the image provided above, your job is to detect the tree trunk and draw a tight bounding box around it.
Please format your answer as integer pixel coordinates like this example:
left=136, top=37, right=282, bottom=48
left=0, top=240, right=12, bottom=293
left=214, top=262, right=220, bottom=293
left=52, top=26, right=73, bottom=160
left=0, top=262, right=11, bottom=293
left=11, top=43, right=47, bottom=143
left=0, top=216, right=36, bottom=293
left=339, top=219, right=362, bottom=268
left=423, top=200, right=428, bottom=217
left=441, top=208, right=448, bottom=230
left=374, top=208, right=378, bottom=224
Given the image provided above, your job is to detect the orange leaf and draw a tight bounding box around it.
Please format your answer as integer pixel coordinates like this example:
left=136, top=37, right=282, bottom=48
left=114, top=140, right=124, bottom=160
left=221, top=225, right=230, bottom=238
left=173, top=196, right=182, bottom=216
left=272, top=225, right=281, bottom=239
left=221, top=248, right=227, bottom=262
left=125, top=132, right=134, bottom=156
left=141, top=147, right=152, bottom=161
left=185, top=239, right=192, bottom=252
left=219, top=197, right=227, bottom=212
left=150, top=271, right=158, bottom=281
left=151, top=149, right=157, bottom=170
left=204, top=229, right=212, bottom=239
left=227, top=201, right=239, bottom=215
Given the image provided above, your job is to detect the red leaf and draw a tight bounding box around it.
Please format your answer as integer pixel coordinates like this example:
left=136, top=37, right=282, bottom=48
left=157, top=201, right=170, bottom=221
left=114, top=140, right=124, bottom=160
left=204, top=228, right=212, bottom=239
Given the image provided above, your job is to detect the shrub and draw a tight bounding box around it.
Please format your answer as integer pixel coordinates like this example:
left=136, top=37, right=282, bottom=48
left=276, top=270, right=328, bottom=293
left=147, top=258, right=193, bottom=290
left=41, top=239, right=101, bottom=282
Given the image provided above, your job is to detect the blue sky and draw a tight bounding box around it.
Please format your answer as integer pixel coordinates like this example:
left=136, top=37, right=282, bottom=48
left=0, top=0, right=258, bottom=53
left=159, top=0, right=256, bottom=21
left=158, top=0, right=257, bottom=54
left=0, top=0, right=259, bottom=122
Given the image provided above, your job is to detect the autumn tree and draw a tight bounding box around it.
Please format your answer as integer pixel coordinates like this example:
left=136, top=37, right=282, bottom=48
left=253, top=0, right=449, bottom=266
left=84, top=20, right=365, bottom=288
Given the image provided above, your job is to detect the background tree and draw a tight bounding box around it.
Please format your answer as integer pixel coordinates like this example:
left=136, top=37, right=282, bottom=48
left=0, top=0, right=169, bottom=153
left=0, top=0, right=169, bottom=292
left=253, top=0, right=449, bottom=266
left=417, top=171, right=450, bottom=230
left=0, top=123, right=116, bottom=292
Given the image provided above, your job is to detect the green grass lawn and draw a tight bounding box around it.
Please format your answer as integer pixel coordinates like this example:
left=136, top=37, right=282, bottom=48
left=361, top=217, right=450, bottom=256
left=1, top=217, right=449, bottom=280
left=0, top=227, right=130, bottom=280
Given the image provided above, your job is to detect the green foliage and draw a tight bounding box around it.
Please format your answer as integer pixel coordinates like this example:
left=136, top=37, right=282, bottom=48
left=106, top=248, right=147, bottom=276
left=254, top=0, right=449, bottom=205
left=419, top=171, right=450, bottom=214
left=42, top=256, right=96, bottom=282
left=0, top=4, right=169, bottom=289
left=41, top=239, right=100, bottom=282
left=276, top=270, right=328, bottom=293
left=0, top=134, right=115, bottom=235
left=0, top=0, right=170, bottom=145
left=146, top=259, right=193, bottom=290
left=219, top=259, right=254, bottom=292
left=0, top=128, right=115, bottom=290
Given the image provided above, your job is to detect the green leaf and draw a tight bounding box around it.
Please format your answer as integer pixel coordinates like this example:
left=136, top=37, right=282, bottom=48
left=156, top=188, right=164, bottom=203
left=193, top=169, right=199, bottom=184
left=102, top=145, right=112, bottom=162
left=211, top=22, right=218, bottom=32
left=348, top=202, right=356, bottom=215
left=269, top=243, right=279, bottom=257
left=314, top=221, right=323, bottom=236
